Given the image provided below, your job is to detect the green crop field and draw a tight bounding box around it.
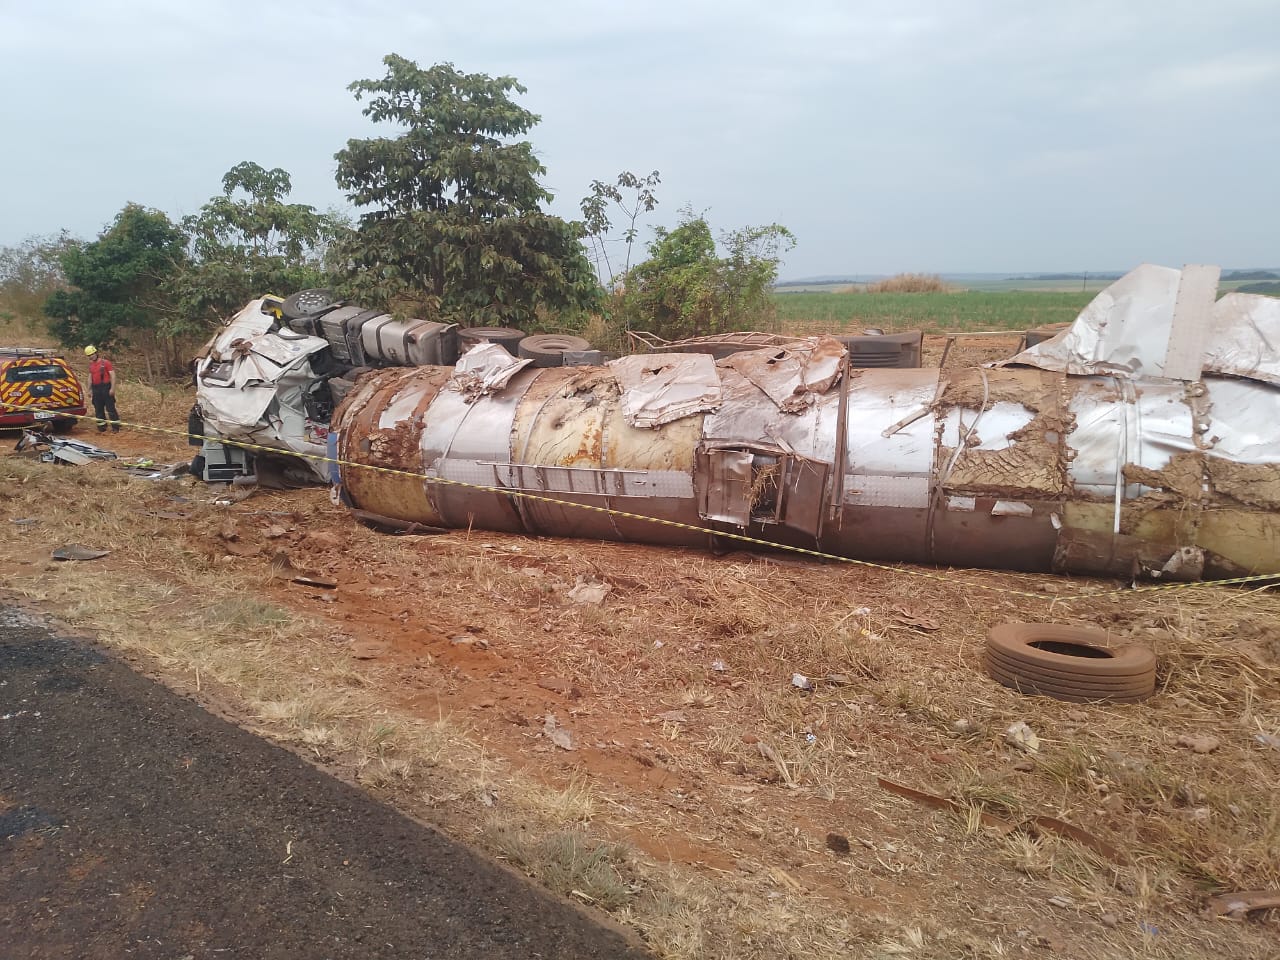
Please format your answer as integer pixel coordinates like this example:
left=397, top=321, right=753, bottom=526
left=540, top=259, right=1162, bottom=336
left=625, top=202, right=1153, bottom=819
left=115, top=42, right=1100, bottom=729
left=772, top=290, right=1096, bottom=335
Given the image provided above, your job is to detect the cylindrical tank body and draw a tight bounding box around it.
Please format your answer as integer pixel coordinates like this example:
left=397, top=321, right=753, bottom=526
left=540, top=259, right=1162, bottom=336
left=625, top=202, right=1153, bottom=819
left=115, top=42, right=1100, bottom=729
left=333, top=359, right=1280, bottom=579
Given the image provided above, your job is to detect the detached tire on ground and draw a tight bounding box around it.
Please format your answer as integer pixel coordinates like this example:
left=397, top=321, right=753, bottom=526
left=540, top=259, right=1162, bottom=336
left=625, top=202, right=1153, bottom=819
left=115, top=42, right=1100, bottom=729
left=983, top=623, right=1156, bottom=703
left=518, top=334, right=593, bottom=368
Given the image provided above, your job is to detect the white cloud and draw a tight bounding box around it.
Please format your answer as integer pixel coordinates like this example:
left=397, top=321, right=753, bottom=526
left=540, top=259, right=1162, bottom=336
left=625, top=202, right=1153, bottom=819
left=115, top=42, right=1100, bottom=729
left=1, top=0, right=1278, bottom=274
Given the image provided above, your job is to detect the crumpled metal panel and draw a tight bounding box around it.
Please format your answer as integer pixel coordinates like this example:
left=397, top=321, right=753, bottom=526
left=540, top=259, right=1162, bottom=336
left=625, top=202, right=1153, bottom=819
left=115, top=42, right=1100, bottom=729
left=720, top=337, right=846, bottom=413
left=1002, top=265, right=1280, bottom=387
left=1002, top=264, right=1182, bottom=377
left=1203, top=294, right=1280, bottom=386
left=703, top=367, right=835, bottom=461
left=608, top=353, right=722, bottom=428
left=451, top=342, right=533, bottom=397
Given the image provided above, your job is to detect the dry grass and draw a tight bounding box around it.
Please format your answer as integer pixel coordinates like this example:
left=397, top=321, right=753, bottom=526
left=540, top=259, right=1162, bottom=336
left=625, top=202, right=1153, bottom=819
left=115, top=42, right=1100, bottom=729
left=2, top=437, right=1279, bottom=959
left=862, top=273, right=953, bottom=294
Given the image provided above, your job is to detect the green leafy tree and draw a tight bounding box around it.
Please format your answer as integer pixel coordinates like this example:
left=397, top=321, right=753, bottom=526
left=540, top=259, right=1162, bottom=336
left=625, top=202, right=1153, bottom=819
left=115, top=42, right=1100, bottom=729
left=0, top=232, right=78, bottom=319
left=174, top=161, right=347, bottom=328
left=617, top=207, right=795, bottom=341
left=43, top=204, right=185, bottom=351
left=334, top=55, right=598, bottom=327
left=579, top=170, right=660, bottom=285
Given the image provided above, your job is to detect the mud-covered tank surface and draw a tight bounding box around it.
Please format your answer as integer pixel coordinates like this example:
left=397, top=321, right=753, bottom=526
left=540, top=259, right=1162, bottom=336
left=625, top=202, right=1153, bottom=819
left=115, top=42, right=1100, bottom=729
left=331, top=267, right=1280, bottom=580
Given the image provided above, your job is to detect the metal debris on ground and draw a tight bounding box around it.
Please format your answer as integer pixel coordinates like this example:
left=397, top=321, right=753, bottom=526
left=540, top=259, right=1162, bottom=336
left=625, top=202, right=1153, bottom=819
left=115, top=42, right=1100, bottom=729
left=1005, top=721, right=1040, bottom=753
left=16, top=429, right=117, bottom=466
left=542, top=714, right=574, bottom=751
left=1175, top=734, right=1221, bottom=754
left=51, top=544, right=111, bottom=562
left=1201, top=890, right=1280, bottom=920
left=291, top=575, right=339, bottom=590
left=566, top=577, right=611, bottom=605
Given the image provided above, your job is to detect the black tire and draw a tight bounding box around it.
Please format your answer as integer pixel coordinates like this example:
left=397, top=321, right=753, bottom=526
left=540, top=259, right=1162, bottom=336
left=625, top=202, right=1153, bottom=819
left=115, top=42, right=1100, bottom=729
left=983, top=622, right=1157, bottom=704
left=518, top=334, right=593, bottom=368
left=282, top=288, right=339, bottom=320
left=458, top=327, right=526, bottom=355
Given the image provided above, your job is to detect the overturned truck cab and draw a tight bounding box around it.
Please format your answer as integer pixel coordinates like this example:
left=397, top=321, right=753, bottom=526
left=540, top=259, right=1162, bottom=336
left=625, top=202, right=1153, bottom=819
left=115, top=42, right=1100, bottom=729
left=332, top=265, right=1280, bottom=580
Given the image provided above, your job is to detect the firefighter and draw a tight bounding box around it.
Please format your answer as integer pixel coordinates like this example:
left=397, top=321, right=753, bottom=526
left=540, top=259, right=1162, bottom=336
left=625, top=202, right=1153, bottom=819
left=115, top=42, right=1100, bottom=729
left=84, top=345, right=120, bottom=433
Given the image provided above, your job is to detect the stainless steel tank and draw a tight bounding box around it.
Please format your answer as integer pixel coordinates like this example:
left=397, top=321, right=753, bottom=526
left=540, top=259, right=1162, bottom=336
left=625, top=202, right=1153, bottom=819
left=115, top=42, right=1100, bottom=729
left=333, top=343, right=1280, bottom=580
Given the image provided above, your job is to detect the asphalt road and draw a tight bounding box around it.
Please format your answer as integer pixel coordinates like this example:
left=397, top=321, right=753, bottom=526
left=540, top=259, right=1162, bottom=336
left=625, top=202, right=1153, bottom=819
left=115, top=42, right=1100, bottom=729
left=0, top=605, right=652, bottom=959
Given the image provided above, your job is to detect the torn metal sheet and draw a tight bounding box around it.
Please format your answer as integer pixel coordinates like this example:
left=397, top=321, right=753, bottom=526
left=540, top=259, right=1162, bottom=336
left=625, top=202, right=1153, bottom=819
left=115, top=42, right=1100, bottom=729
left=609, top=353, right=722, bottom=428
left=1203, top=293, right=1280, bottom=386
left=1002, top=264, right=1182, bottom=377
left=1004, top=264, right=1280, bottom=386
left=450, top=342, right=534, bottom=399
left=719, top=336, right=845, bottom=413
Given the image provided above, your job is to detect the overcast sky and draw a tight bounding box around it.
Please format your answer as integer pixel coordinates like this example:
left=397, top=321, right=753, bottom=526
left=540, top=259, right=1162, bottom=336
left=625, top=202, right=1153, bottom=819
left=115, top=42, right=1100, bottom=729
left=2, top=0, right=1277, bottom=279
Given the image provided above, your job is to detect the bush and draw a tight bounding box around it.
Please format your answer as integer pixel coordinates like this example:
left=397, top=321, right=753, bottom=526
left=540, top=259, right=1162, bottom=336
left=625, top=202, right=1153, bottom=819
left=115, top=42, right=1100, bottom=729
left=863, top=273, right=951, bottom=294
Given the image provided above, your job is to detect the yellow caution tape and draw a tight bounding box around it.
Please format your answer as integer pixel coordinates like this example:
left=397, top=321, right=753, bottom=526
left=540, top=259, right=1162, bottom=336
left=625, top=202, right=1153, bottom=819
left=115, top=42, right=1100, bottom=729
left=6, top=401, right=1276, bottom=605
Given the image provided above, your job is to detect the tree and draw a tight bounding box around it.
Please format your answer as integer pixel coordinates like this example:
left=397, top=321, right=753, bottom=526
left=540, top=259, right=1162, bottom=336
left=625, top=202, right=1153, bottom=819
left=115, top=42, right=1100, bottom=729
left=43, top=204, right=185, bottom=354
left=0, top=232, right=78, bottom=319
left=334, top=55, right=598, bottom=327
left=616, top=208, right=795, bottom=341
left=579, top=170, right=660, bottom=286
left=173, top=161, right=345, bottom=329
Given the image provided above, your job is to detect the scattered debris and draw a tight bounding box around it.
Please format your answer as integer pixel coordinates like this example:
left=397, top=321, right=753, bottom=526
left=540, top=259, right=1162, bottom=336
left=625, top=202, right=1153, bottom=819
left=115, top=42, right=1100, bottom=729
left=1005, top=721, right=1040, bottom=754
left=824, top=832, right=851, bottom=855
left=9, top=517, right=39, bottom=526
left=877, top=777, right=1014, bottom=832
left=1028, top=816, right=1128, bottom=865
left=566, top=577, right=611, bottom=605
left=891, top=607, right=940, bottom=632
left=542, top=714, right=574, bottom=751
left=16, top=428, right=117, bottom=465
left=51, top=544, right=110, bottom=562
left=537, top=678, right=580, bottom=699
left=1046, top=895, right=1074, bottom=910
left=710, top=659, right=728, bottom=673
left=877, top=778, right=1130, bottom=865
left=1202, top=890, right=1280, bottom=920
left=951, top=718, right=977, bottom=735
left=655, top=710, right=689, bottom=724
left=1252, top=733, right=1280, bottom=752
left=1176, top=734, right=1221, bottom=754
left=291, top=575, right=338, bottom=590
left=790, top=673, right=813, bottom=692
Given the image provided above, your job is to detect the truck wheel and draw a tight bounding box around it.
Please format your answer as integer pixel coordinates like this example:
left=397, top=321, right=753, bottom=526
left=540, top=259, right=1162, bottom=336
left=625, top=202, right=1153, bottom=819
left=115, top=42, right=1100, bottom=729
left=282, top=289, right=338, bottom=320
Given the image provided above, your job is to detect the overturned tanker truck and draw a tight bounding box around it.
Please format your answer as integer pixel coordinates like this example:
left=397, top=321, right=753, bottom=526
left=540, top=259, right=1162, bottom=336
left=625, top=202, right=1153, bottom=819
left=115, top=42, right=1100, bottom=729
left=331, top=264, right=1280, bottom=580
